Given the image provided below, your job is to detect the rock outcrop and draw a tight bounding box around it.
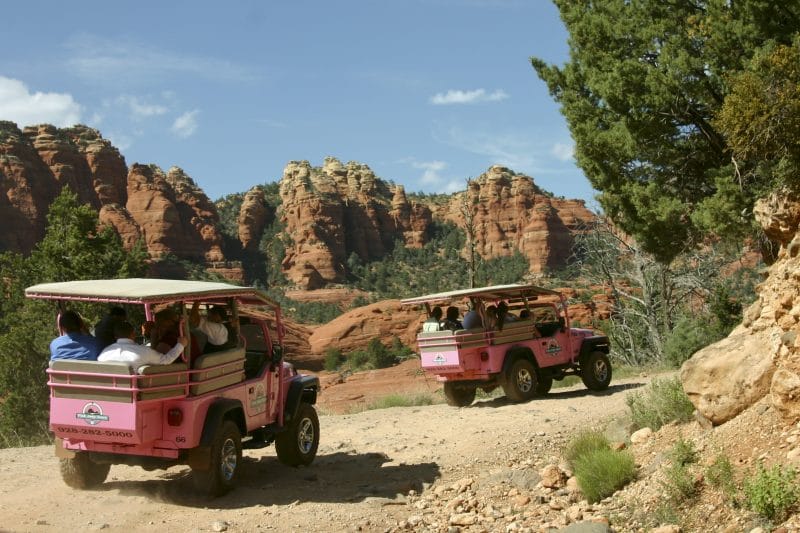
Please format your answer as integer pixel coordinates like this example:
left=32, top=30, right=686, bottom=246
left=277, top=159, right=594, bottom=289
left=308, top=299, right=424, bottom=355
left=439, top=166, right=595, bottom=273
left=681, top=187, right=800, bottom=425
left=0, top=121, right=225, bottom=264
left=279, top=157, right=433, bottom=289
left=237, top=187, right=268, bottom=252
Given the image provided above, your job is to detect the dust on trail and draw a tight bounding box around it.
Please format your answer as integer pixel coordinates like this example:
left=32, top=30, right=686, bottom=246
left=0, top=378, right=647, bottom=533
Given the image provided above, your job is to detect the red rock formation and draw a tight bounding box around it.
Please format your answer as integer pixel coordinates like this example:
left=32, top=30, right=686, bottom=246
left=279, top=157, right=417, bottom=289
left=237, top=187, right=268, bottom=252
left=125, top=164, right=224, bottom=262
left=308, top=299, right=423, bottom=355
left=441, top=166, right=596, bottom=273
left=0, top=121, right=59, bottom=253
left=277, top=160, right=596, bottom=288
left=0, top=122, right=222, bottom=268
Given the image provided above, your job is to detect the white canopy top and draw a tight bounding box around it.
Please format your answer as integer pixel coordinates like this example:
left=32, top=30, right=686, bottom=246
left=400, top=284, right=561, bottom=306
left=25, top=278, right=275, bottom=306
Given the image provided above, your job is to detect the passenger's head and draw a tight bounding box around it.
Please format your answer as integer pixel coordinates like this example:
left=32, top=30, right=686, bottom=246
left=519, top=309, right=531, bottom=319
left=155, top=308, right=178, bottom=328
left=497, top=301, right=508, bottom=315
left=209, top=305, right=227, bottom=323
left=59, top=311, right=83, bottom=333
left=430, top=306, right=443, bottom=320
left=109, top=306, right=126, bottom=321
left=113, top=321, right=136, bottom=340
left=486, top=305, right=497, bottom=319
left=446, top=306, right=459, bottom=321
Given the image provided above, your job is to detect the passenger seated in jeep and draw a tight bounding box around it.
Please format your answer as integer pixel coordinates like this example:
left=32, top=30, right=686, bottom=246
left=190, top=302, right=235, bottom=353
left=442, top=306, right=463, bottom=331
left=50, top=310, right=103, bottom=361
left=98, top=321, right=188, bottom=370
left=422, top=306, right=443, bottom=332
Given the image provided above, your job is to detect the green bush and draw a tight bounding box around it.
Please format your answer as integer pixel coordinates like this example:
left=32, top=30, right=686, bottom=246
left=662, top=462, right=697, bottom=502
left=573, top=448, right=637, bottom=503
left=669, top=437, right=698, bottom=466
left=323, top=347, right=344, bottom=371
left=366, top=393, right=438, bottom=410
left=663, top=313, right=723, bottom=368
left=626, top=376, right=695, bottom=431
left=706, top=453, right=737, bottom=500
left=564, top=430, right=610, bottom=470
left=743, top=463, right=800, bottom=521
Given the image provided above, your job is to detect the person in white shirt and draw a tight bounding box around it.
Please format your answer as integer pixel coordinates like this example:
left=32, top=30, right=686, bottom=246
left=190, top=302, right=230, bottom=350
left=422, top=306, right=443, bottom=332
left=98, top=321, right=188, bottom=370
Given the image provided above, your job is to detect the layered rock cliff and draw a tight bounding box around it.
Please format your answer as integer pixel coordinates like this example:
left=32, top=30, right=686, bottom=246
left=276, top=159, right=595, bottom=288
left=0, top=122, right=224, bottom=263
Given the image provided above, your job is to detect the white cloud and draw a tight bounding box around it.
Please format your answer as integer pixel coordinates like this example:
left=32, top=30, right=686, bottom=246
left=430, top=88, right=509, bottom=105
left=0, top=76, right=82, bottom=127
left=171, top=110, right=199, bottom=138
left=65, top=34, right=256, bottom=84
left=116, top=95, right=168, bottom=120
left=413, top=160, right=447, bottom=184
left=435, top=126, right=536, bottom=170
left=551, top=142, right=574, bottom=162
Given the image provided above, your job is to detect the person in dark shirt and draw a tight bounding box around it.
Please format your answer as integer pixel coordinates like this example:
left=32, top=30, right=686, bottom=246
left=442, top=306, right=463, bottom=331
left=50, top=311, right=102, bottom=361
left=94, top=306, right=127, bottom=349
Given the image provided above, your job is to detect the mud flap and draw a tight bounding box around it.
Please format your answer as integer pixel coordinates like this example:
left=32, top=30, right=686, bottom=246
left=187, top=446, right=211, bottom=471
left=54, top=437, right=76, bottom=459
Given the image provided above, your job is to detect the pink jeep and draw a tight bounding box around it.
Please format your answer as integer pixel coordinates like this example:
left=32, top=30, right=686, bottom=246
left=401, top=284, right=611, bottom=406
left=26, top=278, right=320, bottom=496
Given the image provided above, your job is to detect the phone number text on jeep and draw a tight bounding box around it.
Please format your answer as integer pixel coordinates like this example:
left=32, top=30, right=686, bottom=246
left=54, top=427, right=134, bottom=438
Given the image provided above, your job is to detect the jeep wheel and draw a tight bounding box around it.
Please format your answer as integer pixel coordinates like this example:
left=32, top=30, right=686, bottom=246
left=276, top=403, right=319, bottom=467
left=60, top=453, right=110, bottom=489
left=536, top=373, right=553, bottom=395
left=581, top=351, right=612, bottom=391
left=193, top=420, right=242, bottom=497
left=443, top=383, right=476, bottom=407
left=502, top=358, right=538, bottom=402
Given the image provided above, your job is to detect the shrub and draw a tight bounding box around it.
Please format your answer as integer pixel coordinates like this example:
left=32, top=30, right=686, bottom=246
left=663, top=313, right=723, bottom=368
left=669, top=437, right=698, bottom=466
left=366, top=393, right=438, bottom=410
left=564, top=430, right=610, bottom=470
left=743, top=463, right=800, bottom=521
left=706, top=453, right=737, bottom=500
left=626, top=376, right=695, bottom=431
left=662, top=462, right=697, bottom=502
left=323, top=347, right=344, bottom=371
left=573, top=448, right=636, bottom=503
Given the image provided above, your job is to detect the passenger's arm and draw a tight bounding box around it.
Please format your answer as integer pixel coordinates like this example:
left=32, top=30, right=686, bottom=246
left=189, top=302, right=201, bottom=328
left=158, top=335, right=189, bottom=364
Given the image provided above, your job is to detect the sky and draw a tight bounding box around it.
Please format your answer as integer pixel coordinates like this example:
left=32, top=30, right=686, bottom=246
left=0, top=0, right=598, bottom=206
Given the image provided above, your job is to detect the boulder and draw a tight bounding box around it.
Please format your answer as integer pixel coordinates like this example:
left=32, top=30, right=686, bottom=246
left=771, top=368, right=800, bottom=423
left=680, top=330, right=776, bottom=425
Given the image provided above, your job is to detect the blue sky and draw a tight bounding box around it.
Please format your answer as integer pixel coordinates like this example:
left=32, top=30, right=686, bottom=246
left=1, top=0, right=598, bottom=205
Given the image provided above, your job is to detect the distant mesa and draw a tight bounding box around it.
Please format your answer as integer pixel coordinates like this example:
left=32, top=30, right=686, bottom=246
left=0, top=122, right=596, bottom=286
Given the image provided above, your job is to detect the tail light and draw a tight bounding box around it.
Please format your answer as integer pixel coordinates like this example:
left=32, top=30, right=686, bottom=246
left=480, top=351, right=489, bottom=362
left=167, top=408, right=183, bottom=426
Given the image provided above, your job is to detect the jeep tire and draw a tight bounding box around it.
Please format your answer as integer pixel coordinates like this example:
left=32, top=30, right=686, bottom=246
left=443, top=382, right=476, bottom=407
left=502, top=358, right=538, bottom=402
left=581, top=351, right=612, bottom=391
left=276, top=403, right=319, bottom=467
left=193, top=419, right=242, bottom=497
left=60, top=453, right=110, bottom=489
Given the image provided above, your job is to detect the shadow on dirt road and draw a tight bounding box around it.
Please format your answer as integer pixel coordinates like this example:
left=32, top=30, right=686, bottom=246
left=471, top=380, right=647, bottom=408
left=100, top=451, right=440, bottom=508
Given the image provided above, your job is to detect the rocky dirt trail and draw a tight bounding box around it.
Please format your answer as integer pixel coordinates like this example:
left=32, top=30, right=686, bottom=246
left=0, top=378, right=648, bottom=533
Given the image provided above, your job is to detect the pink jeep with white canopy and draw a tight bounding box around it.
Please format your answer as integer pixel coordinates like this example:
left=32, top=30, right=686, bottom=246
left=26, top=278, right=320, bottom=496
left=401, top=284, right=611, bottom=406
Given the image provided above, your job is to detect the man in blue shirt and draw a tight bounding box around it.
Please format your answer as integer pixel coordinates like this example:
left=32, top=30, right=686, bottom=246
left=50, top=311, right=102, bottom=361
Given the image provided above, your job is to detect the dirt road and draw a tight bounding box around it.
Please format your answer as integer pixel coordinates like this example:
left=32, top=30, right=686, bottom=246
left=0, top=378, right=647, bottom=533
